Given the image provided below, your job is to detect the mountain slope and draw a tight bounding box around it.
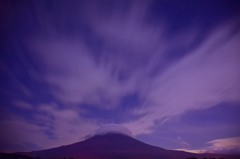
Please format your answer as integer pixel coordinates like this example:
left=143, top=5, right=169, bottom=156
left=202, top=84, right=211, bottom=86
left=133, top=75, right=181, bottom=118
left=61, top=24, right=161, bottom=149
left=23, top=133, right=239, bottom=159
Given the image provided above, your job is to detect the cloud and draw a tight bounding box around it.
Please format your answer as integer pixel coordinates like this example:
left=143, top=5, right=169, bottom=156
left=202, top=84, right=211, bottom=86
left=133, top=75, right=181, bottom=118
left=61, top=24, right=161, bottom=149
left=24, top=0, right=240, bottom=136
left=0, top=116, right=48, bottom=151
left=177, top=136, right=240, bottom=154
left=13, top=100, right=33, bottom=110
left=175, top=148, right=206, bottom=154
left=2, top=0, right=239, bottom=151
left=207, top=137, right=240, bottom=154
left=0, top=103, right=99, bottom=151
left=124, top=23, right=240, bottom=135
left=34, top=104, right=98, bottom=148
left=94, top=124, right=132, bottom=137
left=28, top=38, right=135, bottom=108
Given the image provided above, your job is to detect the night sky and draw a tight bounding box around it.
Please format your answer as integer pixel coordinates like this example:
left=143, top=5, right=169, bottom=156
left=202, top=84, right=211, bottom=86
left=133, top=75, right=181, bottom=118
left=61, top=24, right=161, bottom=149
left=0, top=0, right=240, bottom=154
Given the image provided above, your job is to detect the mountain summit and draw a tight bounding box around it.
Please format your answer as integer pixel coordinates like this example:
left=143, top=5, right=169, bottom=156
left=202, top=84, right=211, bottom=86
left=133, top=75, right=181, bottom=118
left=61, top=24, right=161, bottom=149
left=21, top=133, right=239, bottom=159
left=93, top=124, right=132, bottom=137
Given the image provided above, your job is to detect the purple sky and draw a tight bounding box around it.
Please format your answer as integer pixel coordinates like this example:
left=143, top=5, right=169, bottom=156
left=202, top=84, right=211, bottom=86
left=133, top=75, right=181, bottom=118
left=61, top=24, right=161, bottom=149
left=0, top=0, right=240, bottom=154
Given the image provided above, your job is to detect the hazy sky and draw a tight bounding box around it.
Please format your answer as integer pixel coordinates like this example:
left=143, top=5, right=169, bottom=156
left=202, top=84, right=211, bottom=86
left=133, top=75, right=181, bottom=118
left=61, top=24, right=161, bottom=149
left=0, top=0, right=240, bottom=154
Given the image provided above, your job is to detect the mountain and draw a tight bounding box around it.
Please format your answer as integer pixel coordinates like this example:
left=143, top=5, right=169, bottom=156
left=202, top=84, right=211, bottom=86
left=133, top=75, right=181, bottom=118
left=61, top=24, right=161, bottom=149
left=15, top=133, right=240, bottom=159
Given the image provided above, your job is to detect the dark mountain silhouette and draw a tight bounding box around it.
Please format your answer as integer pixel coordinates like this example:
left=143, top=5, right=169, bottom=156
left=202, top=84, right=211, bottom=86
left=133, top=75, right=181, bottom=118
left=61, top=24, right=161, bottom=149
left=11, top=133, right=240, bottom=159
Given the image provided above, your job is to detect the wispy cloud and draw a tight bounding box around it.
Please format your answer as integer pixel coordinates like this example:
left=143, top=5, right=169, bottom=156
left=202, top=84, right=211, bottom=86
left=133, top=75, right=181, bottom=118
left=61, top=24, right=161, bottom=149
left=125, top=23, right=240, bottom=135
left=175, top=148, right=206, bottom=154
left=34, top=104, right=99, bottom=148
left=0, top=115, right=48, bottom=151
left=176, top=137, right=240, bottom=154
left=207, top=137, right=240, bottom=154
left=0, top=104, right=99, bottom=151
left=1, top=0, right=240, bottom=151
left=25, top=0, right=240, bottom=136
left=13, top=100, right=33, bottom=110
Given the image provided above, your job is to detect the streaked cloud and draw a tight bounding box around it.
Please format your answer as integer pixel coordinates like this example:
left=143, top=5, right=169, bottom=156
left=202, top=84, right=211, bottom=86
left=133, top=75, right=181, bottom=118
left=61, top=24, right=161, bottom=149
left=177, top=136, right=240, bottom=154
left=13, top=100, right=33, bottom=110
left=124, top=23, right=240, bottom=135
left=0, top=103, right=99, bottom=151
left=0, top=0, right=240, bottom=153
left=207, top=137, right=240, bottom=154
left=175, top=148, right=206, bottom=154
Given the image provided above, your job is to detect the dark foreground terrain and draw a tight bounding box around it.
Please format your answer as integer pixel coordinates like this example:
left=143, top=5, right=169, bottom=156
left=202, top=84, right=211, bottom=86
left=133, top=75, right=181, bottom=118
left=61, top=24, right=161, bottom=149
left=1, top=133, right=239, bottom=159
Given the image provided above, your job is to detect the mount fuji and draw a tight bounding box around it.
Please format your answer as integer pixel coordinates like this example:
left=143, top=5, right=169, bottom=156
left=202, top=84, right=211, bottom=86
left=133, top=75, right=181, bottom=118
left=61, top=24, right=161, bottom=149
left=6, top=132, right=237, bottom=159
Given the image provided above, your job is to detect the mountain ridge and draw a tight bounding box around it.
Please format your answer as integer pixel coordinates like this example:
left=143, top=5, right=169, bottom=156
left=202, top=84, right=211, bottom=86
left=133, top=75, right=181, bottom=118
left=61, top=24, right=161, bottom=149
left=15, top=133, right=240, bottom=159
